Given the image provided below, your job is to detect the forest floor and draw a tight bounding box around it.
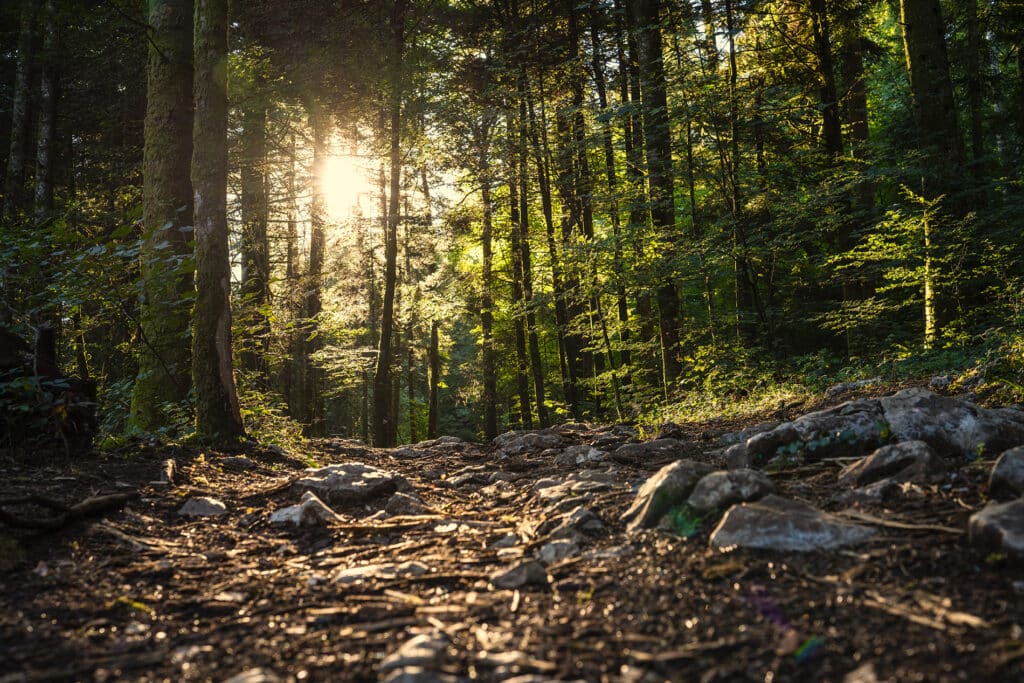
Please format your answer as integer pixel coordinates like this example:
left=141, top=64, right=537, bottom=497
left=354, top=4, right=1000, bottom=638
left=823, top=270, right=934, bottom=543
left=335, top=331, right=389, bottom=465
left=2, top=386, right=1023, bottom=682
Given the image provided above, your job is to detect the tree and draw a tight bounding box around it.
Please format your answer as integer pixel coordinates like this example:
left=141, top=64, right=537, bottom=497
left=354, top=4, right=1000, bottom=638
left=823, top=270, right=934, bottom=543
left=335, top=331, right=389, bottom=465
left=192, top=0, right=244, bottom=441
left=131, top=0, right=195, bottom=432
left=2, top=0, right=36, bottom=221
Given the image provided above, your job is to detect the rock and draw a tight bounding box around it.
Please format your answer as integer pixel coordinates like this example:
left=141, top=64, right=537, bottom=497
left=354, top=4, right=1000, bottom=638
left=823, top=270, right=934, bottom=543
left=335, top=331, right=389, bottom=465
left=724, top=443, right=750, bottom=469
left=879, top=388, right=1024, bottom=458
left=380, top=631, right=449, bottom=675
left=969, top=499, right=1024, bottom=561
left=546, top=506, right=605, bottom=540
left=843, top=663, right=879, bottom=683
left=989, top=446, right=1024, bottom=500
left=414, top=435, right=467, bottom=450
left=537, top=539, right=579, bottom=564
left=621, top=459, right=714, bottom=531
left=554, top=445, right=606, bottom=467
left=383, top=669, right=459, bottom=683
left=217, top=455, right=257, bottom=470
left=269, top=491, right=342, bottom=526
left=385, top=492, right=433, bottom=516
left=656, top=421, right=687, bottom=440
left=825, top=377, right=881, bottom=398
left=392, top=447, right=432, bottom=460
left=178, top=497, right=227, bottom=517
left=491, top=560, right=549, bottom=589
left=494, top=429, right=563, bottom=456
left=222, top=669, right=281, bottom=683
left=490, top=532, right=519, bottom=549
left=719, top=421, right=780, bottom=446
left=709, top=495, right=875, bottom=552
left=293, top=463, right=405, bottom=505
left=929, top=375, right=952, bottom=391
left=838, top=440, right=946, bottom=488
left=686, top=470, right=773, bottom=513
left=744, top=424, right=803, bottom=466
left=334, top=561, right=430, bottom=584
left=611, top=438, right=689, bottom=464
left=444, top=472, right=490, bottom=488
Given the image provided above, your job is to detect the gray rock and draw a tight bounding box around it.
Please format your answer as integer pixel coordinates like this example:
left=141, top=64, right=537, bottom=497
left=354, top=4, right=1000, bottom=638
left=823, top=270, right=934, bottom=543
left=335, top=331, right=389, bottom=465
left=490, top=532, right=519, bottom=549
left=825, top=377, right=881, bottom=399
left=744, top=424, right=803, bottom=466
left=491, top=560, right=549, bottom=589
left=656, top=422, right=687, bottom=440
left=334, top=561, right=430, bottom=584
left=269, top=491, right=342, bottom=526
left=391, top=447, right=432, bottom=460
left=293, top=463, right=405, bottom=505
left=546, top=506, right=605, bottom=540
left=686, top=470, right=773, bottom=513
left=414, top=435, right=467, bottom=450
left=612, top=438, right=689, bottom=464
left=880, top=388, right=1024, bottom=458
left=380, top=632, right=449, bottom=675
left=719, top=421, right=780, bottom=446
left=838, top=440, right=946, bottom=488
left=222, top=669, right=281, bottom=683
left=178, top=497, right=227, bottom=517
left=724, top=443, right=751, bottom=469
left=385, top=492, right=433, bottom=516
left=989, top=446, right=1024, bottom=500
left=621, top=459, right=714, bottom=531
left=383, top=669, right=459, bottom=683
left=536, top=538, right=580, bottom=564
left=709, top=495, right=875, bottom=552
left=969, top=499, right=1024, bottom=561
left=554, top=445, right=606, bottom=467
left=494, top=429, right=564, bottom=455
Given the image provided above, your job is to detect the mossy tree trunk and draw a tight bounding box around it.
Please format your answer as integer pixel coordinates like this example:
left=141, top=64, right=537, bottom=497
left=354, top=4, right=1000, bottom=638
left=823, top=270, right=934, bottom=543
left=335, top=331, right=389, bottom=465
left=131, top=0, right=195, bottom=432
left=191, top=0, right=244, bottom=442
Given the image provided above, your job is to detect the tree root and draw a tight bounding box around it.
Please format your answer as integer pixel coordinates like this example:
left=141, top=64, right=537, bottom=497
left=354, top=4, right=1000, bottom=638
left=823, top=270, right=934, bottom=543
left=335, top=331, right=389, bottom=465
left=0, top=492, right=138, bottom=531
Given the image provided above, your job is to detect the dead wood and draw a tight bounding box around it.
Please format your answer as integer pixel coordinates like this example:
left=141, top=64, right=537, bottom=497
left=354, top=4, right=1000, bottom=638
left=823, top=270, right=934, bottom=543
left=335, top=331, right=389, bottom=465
left=0, top=491, right=137, bottom=531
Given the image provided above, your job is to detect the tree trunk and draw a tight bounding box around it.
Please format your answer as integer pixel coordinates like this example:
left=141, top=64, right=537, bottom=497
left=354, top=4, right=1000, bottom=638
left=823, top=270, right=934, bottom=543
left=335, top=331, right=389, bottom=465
left=373, top=0, right=407, bottom=447
left=899, top=0, right=964, bottom=198
left=191, top=0, right=244, bottom=442
left=964, top=0, right=985, bottom=167
left=427, top=320, right=439, bottom=439
left=629, top=0, right=682, bottom=395
left=303, top=101, right=327, bottom=434
left=2, top=0, right=35, bottom=221
left=33, top=0, right=58, bottom=222
left=478, top=134, right=499, bottom=440
left=809, top=0, right=842, bottom=160
left=131, top=0, right=194, bottom=432
left=238, top=93, right=270, bottom=377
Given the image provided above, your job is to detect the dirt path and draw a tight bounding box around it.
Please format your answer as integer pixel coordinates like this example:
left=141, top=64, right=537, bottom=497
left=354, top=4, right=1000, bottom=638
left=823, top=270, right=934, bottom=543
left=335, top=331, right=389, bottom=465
left=2, top=414, right=1023, bottom=682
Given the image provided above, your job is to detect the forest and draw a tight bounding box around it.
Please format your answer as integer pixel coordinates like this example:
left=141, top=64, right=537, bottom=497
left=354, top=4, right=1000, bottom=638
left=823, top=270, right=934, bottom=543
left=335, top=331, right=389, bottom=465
left=1, top=0, right=1023, bottom=450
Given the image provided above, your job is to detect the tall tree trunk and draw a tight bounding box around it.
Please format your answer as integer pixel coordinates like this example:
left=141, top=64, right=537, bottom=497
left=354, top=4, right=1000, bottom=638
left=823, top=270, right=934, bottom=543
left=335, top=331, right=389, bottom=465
left=478, top=134, right=499, bottom=440
left=131, top=0, right=194, bottom=432
left=899, top=0, right=964, bottom=198
left=964, top=0, right=985, bottom=167
left=809, top=0, right=842, bottom=160
left=2, top=0, right=35, bottom=221
left=629, top=0, right=681, bottom=396
left=238, top=93, right=270, bottom=377
left=373, top=0, right=407, bottom=447
left=427, top=320, right=439, bottom=439
left=192, top=0, right=244, bottom=442
left=507, top=134, right=533, bottom=429
left=33, top=0, right=58, bottom=222
left=303, top=101, right=327, bottom=434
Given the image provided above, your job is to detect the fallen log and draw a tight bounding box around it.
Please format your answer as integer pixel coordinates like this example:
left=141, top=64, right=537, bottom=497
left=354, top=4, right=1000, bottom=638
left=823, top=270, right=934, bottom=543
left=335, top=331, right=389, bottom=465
left=0, top=492, right=138, bottom=531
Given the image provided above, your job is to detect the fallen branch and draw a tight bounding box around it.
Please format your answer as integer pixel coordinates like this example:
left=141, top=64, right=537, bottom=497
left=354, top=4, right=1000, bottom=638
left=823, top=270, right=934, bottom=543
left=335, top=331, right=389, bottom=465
left=835, top=509, right=964, bottom=535
left=0, top=492, right=138, bottom=531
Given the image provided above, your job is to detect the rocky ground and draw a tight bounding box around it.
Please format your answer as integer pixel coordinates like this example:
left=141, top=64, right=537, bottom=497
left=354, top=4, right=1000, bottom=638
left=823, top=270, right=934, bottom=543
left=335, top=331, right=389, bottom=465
left=2, top=386, right=1024, bottom=682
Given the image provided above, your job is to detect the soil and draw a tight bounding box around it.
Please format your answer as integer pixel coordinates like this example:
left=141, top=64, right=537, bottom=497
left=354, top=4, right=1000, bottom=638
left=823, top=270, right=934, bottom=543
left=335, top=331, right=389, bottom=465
left=2, top=393, right=1023, bottom=682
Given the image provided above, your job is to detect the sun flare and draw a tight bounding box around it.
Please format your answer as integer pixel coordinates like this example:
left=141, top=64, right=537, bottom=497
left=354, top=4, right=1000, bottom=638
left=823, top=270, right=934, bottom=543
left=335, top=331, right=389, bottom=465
left=320, top=153, right=373, bottom=220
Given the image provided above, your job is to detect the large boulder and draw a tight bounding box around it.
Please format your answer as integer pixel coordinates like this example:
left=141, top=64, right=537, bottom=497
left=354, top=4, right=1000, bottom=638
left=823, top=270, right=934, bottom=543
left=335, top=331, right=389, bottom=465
left=611, top=438, right=690, bottom=465
left=621, top=459, right=714, bottom=531
left=709, top=495, right=875, bottom=552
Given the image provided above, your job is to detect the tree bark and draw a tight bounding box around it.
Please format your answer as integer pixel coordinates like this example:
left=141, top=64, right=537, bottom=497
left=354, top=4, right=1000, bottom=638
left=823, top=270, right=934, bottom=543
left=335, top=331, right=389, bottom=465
left=2, top=0, right=35, bottom=221
left=809, top=0, right=842, bottom=160
left=131, top=0, right=194, bottom=432
left=191, top=0, right=244, bottom=442
left=372, top=0, right=407, bottom=446
left=427, top=320, right=439, bottom=439
left=238, top=91, right=270, bottom=377
left=33, top=0, right=59, bottom=222
left=478, top=130, right=499, bottom=440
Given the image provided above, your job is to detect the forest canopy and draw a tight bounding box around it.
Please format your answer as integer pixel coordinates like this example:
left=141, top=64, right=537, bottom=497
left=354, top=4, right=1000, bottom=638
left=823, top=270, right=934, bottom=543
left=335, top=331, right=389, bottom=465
left=1, top=0, right=1022, bottom=451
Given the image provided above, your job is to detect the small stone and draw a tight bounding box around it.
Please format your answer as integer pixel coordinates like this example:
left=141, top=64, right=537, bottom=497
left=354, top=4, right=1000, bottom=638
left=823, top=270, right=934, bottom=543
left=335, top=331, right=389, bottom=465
left=989, top=446, right=1024, bottom=500
left=269, top=491, right=342, bottom=526
left=490, top=532, right=519, bottom=549
left=547, top=506, right=605, bottom=539
left=380, top=631, right=449, bottom=674
left=843, top=663, right=879, bottom=683
left=537, top=539, right=580, bottom=564
left=222, top=669, right=281, bottom=683
left=969, top=499, right=1024, bottom=561
left=554, top=445, right=606, bottom=466
left=178, top=497, right=227, bottom=517
left=217, top=455, right=257, bottom=470
left=838, top=440, right=946, bottom=488
left=709, top=495, right=875, bottom=552
left=656, top=422, right=687, bottom=440
left=385, top=492, right=433, bottom=516
left=491, top=560, right=549, bottom=589
left=686, top=470, right=773, bottom=513
left=621, top=459, right=714, bottom=531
